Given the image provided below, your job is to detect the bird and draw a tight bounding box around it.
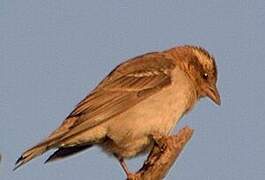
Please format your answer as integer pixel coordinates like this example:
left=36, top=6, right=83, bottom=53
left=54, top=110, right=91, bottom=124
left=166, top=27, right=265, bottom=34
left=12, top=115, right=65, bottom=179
left=15, top=45, right=221, bottom=175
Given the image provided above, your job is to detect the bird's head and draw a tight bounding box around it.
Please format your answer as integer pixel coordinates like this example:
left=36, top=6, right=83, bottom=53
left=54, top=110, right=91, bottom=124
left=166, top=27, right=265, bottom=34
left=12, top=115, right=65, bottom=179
left=182, top=45, right=221, bottom=105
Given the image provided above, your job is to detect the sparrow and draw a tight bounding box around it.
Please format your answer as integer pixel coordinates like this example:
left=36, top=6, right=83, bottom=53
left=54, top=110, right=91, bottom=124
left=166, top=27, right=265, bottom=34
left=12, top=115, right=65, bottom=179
left=15, top=45, right=221, bottom=175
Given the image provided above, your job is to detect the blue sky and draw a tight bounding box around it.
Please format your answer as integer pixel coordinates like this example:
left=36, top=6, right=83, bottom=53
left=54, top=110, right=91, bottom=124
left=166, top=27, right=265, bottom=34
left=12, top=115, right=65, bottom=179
left=1, top=1, right=265, bottom=180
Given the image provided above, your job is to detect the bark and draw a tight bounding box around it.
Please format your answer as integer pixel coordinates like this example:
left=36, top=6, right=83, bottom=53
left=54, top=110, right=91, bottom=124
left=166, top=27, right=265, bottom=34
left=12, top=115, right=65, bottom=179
left=127, top=126, right=194, bottom=180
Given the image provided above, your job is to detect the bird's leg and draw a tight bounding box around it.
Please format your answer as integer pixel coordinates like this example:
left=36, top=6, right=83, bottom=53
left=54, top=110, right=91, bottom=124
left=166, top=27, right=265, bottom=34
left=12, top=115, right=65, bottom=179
left=151, top=132, right=166, bottom=152
left=118, top=158, right=130, bottom=176
left=114, top=154, right=131, bottom=176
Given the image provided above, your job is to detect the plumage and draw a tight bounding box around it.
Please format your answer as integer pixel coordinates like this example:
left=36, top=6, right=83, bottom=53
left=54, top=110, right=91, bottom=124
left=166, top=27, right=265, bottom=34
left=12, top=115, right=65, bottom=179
left=15, top=45, right=220, bottom=173
left=45, top=144, right=92, bottom=163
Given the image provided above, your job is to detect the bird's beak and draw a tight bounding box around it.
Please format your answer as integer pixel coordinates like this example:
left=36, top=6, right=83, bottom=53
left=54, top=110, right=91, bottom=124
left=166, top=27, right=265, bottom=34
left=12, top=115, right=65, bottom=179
left=203, top=84, right=221, bottom=105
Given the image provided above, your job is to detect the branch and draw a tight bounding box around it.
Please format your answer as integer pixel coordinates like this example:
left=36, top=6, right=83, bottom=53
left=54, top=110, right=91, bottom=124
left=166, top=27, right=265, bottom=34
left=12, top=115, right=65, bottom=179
left=127, top=126, right=194, bottom=180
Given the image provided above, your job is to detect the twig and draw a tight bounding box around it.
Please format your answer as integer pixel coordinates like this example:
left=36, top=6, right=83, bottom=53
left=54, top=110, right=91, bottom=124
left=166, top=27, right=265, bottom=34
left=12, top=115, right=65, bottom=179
left=127, top=126, right=194, bottom=180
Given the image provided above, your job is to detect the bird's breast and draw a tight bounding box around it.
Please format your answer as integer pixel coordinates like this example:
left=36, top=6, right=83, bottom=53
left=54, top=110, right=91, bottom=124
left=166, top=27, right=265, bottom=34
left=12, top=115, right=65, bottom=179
left=102, top=67, right=197, bottom=158
left=107, top=67, right=197, bottom=143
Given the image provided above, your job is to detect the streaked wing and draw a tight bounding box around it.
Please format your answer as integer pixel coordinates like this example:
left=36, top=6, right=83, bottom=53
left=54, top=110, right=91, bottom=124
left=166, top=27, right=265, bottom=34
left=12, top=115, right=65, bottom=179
left=49, top=52, right=176, bottom=142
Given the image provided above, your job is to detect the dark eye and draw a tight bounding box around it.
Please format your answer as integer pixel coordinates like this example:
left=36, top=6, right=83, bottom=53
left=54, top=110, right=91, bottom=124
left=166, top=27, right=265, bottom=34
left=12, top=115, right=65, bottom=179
left=202, top=73, right=208, bottom=80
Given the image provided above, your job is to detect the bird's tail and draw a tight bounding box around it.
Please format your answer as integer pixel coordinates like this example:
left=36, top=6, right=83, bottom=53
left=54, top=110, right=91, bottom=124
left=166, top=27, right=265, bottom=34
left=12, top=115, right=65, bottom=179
left=14, top=140, right=94, bottom=170
left=14, top=143, right=50, bottom=171
left=14, top=130, right=69, bottom=171
left=44, top=144, right=93, bottom=163
left=14, top=117, right=79, bottom=170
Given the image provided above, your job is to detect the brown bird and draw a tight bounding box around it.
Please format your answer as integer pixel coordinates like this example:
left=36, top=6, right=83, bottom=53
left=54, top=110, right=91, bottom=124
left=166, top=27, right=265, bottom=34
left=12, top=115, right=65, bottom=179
left=15, top=45, right=221, bottom=175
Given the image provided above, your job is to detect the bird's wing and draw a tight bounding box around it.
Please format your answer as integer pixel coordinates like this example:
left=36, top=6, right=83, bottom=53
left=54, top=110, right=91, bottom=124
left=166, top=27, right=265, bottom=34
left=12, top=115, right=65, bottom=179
left=45, top=52, right=176, bottom=145
left=48, top=52, right=176, bottom=142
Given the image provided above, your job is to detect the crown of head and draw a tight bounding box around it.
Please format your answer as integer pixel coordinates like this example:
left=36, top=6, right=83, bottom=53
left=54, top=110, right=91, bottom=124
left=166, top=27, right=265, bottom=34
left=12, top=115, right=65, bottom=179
left=185, top=45, right=217, bottom=78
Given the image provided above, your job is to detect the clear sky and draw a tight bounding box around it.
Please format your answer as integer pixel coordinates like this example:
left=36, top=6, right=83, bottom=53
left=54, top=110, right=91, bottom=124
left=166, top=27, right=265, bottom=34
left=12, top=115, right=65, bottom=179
left=1, top=1, right=265, bottom=180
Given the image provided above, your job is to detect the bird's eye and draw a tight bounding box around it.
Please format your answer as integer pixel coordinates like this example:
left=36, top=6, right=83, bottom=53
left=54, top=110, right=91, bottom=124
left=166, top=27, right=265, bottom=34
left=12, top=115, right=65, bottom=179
left=203, top=73, right=208, bottom=80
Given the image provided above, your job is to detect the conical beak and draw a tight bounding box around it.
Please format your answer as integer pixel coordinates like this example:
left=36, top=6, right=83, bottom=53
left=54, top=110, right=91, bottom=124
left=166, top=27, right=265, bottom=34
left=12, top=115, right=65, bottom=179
left=204, top=84, right=221, bottom=105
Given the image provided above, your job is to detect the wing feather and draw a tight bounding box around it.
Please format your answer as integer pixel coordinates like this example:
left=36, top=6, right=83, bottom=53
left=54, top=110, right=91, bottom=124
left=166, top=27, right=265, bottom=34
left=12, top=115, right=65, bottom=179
left=47, top=52, right=176, bottom=143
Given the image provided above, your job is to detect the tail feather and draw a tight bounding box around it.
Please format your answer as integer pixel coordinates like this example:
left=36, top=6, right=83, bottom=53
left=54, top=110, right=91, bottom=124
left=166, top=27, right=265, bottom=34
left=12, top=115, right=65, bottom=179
left=45, top=144, right=92, bottom=163
left=14, top=117, right=78, bottom=170
left=14, top=145, right=48, bottom=171
left=14, top=117, right=98, bottom=170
